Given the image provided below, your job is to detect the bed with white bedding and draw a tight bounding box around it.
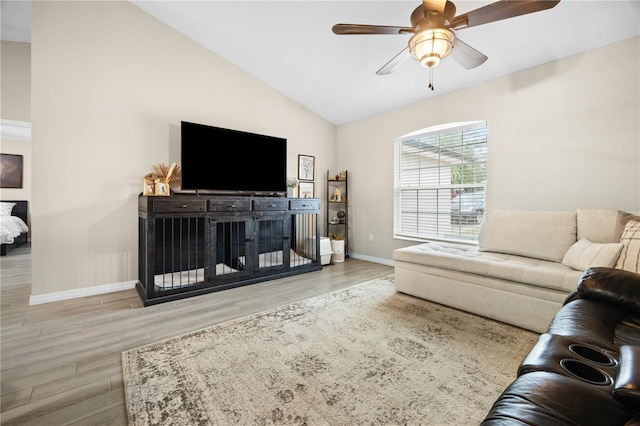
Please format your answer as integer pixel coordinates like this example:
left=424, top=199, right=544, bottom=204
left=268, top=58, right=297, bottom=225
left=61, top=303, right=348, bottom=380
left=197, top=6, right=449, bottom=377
left=1, top=200, right=29, bottom=255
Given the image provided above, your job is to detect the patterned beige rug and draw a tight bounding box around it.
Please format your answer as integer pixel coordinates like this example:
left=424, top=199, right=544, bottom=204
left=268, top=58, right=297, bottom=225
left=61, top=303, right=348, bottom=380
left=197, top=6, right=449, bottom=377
left=122, top=275, right=538, bottom=425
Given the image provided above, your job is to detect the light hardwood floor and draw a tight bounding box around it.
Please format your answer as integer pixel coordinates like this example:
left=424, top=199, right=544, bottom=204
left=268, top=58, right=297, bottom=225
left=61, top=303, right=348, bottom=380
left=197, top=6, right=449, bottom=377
left=0, top=244, right=393, bottom=425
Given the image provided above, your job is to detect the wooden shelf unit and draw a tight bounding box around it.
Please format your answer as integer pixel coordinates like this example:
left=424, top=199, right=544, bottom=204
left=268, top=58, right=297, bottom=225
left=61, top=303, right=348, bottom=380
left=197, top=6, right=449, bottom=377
left=326, top=170, right=348, bottom=258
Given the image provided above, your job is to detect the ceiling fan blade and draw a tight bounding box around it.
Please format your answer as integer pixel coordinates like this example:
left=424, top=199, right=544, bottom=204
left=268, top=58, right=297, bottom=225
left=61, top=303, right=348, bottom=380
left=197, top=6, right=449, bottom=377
left=332, top=24, right=413, bottom=35
left=451, top=38, right=488, bottom=70
left=450, top=0, right=561, bottom=30
left=376, top=47, right=411, bottom=75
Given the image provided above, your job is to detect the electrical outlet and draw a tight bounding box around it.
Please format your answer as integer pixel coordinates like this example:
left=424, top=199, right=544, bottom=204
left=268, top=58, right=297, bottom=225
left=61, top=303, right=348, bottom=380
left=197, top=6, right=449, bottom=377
left=369, top=233, right=374, bottom=242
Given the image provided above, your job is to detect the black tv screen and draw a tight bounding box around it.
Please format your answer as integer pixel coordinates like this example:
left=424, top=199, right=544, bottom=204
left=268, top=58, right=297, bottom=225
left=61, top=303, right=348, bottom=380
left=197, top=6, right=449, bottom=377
left=180, top=121, right=287, bottom=193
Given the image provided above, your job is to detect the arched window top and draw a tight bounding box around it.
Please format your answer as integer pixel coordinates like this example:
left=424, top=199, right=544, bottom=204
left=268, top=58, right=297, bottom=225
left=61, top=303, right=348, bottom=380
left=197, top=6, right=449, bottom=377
left=397, top=121, right=486, bottom=143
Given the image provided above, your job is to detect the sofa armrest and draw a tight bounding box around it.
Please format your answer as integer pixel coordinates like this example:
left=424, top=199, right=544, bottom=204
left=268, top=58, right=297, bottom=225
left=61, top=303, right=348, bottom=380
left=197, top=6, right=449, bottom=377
left=576, top=267, right=640, bottom=315
left=613, top=345, right=640, bottom=413
left=562, top=290, right=580, bottom=306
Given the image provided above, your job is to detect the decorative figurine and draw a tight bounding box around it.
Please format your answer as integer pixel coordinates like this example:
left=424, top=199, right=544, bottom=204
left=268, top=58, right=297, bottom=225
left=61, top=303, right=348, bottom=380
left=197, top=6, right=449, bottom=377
left=330, top=187, right=342, bottom=202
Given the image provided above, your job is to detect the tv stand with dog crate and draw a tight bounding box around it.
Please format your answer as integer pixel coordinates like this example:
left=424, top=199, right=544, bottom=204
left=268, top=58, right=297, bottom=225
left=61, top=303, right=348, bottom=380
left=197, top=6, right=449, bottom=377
left=137, top=194, right=321, bottom=306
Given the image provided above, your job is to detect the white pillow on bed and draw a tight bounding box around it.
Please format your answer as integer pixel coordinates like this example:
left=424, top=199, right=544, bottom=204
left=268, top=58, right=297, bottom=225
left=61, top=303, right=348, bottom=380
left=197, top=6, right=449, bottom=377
left=0, top=202, right=16, bottom=216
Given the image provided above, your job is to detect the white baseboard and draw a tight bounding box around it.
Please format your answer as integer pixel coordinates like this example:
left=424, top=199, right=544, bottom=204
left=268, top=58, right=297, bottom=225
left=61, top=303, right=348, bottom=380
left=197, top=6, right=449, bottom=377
left=29, top=280, right=137, bottom=305
left=27, top=255, right=392, bottom=305
left=348, top=252, right=394, bottom=267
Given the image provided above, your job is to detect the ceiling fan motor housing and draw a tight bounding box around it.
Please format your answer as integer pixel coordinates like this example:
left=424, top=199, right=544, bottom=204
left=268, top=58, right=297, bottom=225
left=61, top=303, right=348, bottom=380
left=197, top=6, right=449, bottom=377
left=410, top=2, right=457, bottom=28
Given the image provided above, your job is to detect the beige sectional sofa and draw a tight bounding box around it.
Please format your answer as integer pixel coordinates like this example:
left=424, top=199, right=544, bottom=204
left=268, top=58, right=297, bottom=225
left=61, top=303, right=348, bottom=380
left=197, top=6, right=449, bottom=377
left=393, top=208, right=639, bottom=333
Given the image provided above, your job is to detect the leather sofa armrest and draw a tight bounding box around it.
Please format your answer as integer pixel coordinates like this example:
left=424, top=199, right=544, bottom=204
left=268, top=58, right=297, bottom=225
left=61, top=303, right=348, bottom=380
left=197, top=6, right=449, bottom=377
left=563, top=290, right=580, bottom=306
left=576, top=267, right=640, bottom=315
left=613, top=345, right=640, bottom=412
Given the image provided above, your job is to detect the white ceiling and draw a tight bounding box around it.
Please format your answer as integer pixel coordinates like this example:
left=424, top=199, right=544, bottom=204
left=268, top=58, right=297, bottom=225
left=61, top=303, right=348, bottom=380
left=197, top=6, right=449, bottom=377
left=3, top=1, right=639, bottom=125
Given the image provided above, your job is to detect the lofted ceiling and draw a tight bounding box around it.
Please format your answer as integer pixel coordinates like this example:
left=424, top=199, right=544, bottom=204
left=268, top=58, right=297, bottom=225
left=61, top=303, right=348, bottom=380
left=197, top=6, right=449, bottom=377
left=2, top=1, right=639, bottom=125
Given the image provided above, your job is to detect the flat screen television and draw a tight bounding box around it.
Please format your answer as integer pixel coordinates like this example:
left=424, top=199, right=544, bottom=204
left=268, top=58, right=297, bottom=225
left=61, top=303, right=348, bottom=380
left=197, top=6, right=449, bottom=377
left=180, top=121, right=287, bottom=194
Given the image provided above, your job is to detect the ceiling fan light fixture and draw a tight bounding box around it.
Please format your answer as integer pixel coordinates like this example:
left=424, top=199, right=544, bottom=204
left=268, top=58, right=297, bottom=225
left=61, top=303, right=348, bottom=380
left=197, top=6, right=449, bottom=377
left=409, top=28, right=455, bottom=68
left=421, top=53, right=441, bottom=68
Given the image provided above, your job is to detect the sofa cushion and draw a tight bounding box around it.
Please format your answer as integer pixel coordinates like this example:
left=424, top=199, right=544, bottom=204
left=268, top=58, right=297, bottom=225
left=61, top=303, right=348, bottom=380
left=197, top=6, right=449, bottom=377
left=561, top=238, right=623, bottom=271
left=616, top=221, right=640, bottom=273
left=577, top=209, right=633, bottom=244
left=393, top=242, right=581, bottom=292
left=481, top=371, right=640, bottom=426
left=479, top=210, right=576, bottom=262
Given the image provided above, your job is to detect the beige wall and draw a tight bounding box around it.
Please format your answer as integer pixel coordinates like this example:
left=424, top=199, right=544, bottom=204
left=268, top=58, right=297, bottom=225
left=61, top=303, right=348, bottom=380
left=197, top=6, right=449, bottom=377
left=339, top=36, right=640, bottom=261
left=31, top=1, right=336, bottom=297
left=1, top=41, right=31, bottom=122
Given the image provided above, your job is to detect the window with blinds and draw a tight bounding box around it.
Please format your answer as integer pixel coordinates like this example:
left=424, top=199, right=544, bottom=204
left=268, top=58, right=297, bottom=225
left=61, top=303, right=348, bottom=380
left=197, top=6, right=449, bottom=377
left=394, top=121, right=487, bottom=243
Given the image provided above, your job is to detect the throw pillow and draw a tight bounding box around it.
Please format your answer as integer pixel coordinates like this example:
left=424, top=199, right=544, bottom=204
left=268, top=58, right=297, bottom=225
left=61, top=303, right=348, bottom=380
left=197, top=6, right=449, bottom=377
left=615, top=212, right=640, bottom=241
left=616, top=221, right=640, bottom=273
left=562, top=238, right=623, bottom=271
left=0, top=202, right=16, bottom=216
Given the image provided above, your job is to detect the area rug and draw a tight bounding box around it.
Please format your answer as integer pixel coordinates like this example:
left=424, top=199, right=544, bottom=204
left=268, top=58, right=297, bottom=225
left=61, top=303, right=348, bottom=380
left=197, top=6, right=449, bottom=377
left=122, top=275, right=538, bottom=425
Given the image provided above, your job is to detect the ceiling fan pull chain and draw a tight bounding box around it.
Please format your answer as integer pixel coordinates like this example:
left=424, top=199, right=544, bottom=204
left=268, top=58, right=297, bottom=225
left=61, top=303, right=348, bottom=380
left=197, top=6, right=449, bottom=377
left=428, top=67, right=435, bottom=90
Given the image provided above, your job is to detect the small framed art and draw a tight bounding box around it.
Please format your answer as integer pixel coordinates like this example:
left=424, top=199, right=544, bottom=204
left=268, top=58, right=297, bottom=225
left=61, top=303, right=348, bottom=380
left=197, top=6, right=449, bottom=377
left=142, top=177, right=156, bottom=196
left=0, top=154, right=23, bottom=188
left=155, top=179, right=170, bottom=196
left=298, top=181, right=314, bottom=198
left=298, top=155, right=315, bottom=181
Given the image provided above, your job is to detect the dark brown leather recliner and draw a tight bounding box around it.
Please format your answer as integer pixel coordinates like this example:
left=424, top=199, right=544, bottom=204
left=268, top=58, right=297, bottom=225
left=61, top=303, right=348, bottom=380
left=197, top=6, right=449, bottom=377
left=482, top=267, right=640, bottom=425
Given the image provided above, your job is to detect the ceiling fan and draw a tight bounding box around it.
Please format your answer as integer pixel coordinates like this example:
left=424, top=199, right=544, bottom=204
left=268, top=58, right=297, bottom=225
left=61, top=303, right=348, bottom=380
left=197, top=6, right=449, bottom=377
left=332, top=0, right=561, bottom=89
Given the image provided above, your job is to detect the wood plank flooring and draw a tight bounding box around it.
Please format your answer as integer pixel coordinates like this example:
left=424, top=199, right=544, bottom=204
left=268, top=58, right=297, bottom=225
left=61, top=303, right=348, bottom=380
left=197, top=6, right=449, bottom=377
left=0, top=244, right=393, bottom=425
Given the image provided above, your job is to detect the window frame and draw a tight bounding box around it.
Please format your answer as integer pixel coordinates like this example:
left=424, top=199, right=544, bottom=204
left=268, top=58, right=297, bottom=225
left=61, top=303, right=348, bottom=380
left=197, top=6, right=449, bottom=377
left=393, top=121, right=487, bottom=244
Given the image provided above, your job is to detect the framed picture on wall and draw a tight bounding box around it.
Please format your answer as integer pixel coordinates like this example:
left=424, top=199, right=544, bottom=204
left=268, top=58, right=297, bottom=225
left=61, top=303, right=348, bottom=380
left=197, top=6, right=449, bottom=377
left=298, top=181, right=314, bottom=198
left=0, top=154, right=23, bottom=188
left=298, top=155, right=315, bottom=181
